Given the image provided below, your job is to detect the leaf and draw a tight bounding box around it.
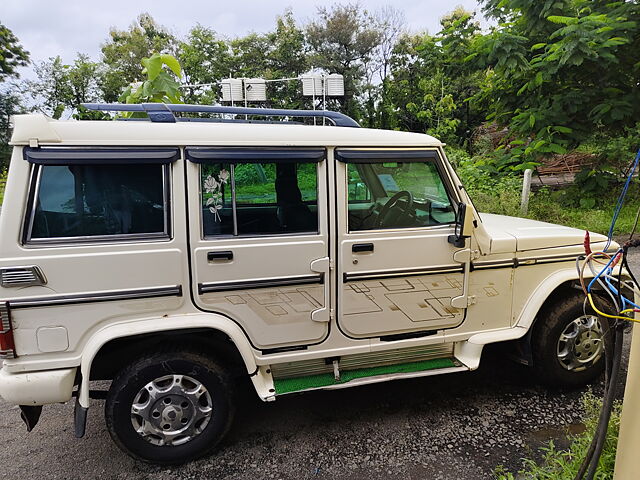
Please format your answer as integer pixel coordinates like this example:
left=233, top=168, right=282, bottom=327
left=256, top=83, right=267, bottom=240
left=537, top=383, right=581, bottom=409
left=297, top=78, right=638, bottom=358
left=160, top=54, right=182, bottom=78
left=548, top=143, right=567, bottom=154
left=554, top=126, right=573, bottom=134
left=142, top=54, right=162, bottom=81
left=534, top=71, right=543, bottom=86
left=531, top=43, right=547, bottom=51
left=529, top=114, right=536, bottom=128
left=547, top=15, right=578, bottom=25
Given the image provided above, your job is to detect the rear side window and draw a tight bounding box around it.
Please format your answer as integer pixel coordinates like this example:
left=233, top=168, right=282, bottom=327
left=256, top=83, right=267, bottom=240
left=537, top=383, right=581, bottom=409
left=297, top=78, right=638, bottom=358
left=23, top=147, right=175, bottom=244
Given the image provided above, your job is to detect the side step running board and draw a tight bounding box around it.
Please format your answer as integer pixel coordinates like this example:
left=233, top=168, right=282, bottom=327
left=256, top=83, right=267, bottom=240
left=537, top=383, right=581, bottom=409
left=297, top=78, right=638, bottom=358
left=273, top=358, right=468, bottom=395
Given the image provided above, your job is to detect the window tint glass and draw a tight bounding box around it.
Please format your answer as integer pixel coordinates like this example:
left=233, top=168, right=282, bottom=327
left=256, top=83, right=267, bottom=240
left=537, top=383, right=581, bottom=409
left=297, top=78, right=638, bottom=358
left=347, top=161, right=455, bottom=231
left=201, top=162, right=318, bottom=237
left=29, top=164, right=167, bottom=240
left=201, top=163, right=234, bottom=236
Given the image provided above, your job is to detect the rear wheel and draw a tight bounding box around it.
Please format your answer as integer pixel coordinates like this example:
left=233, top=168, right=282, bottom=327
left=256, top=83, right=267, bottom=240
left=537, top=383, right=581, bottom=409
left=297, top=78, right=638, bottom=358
left=105, top=350, right=234, bottom=465
left=532, top=292, right=612, bottom=388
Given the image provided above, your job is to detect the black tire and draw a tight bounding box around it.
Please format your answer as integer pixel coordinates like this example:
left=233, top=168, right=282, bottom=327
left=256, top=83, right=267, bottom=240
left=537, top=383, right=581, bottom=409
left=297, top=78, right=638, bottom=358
left=105, top=349, right=235, bottom=465
left=531, top=292, right=613, bottom=388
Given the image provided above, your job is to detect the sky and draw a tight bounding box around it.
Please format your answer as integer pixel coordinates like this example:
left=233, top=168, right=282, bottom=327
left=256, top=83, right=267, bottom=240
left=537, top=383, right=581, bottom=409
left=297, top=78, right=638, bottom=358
left=2, top=0, right=484, bottom=80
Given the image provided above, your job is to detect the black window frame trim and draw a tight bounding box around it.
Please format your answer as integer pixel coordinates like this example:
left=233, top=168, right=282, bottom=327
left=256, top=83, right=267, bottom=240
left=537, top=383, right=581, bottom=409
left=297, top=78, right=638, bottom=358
left=335, top=148, right=439, bottom=163
left=186, top=146, right=326, bottom=164
left=22, top=147, right=175, bottom=246
left=23, top=146, right=180, bottom=165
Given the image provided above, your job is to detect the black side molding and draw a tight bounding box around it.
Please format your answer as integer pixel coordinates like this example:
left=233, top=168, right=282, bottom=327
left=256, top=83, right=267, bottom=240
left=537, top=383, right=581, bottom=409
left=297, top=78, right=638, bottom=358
left=379, top=330, right=439, bottom=342
left=199, top=274, right=324, bottom=294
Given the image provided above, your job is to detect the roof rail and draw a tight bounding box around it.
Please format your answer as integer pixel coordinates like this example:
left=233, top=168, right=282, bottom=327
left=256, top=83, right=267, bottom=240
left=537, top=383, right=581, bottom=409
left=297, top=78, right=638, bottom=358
left=80, top=103, right=360, bottom=128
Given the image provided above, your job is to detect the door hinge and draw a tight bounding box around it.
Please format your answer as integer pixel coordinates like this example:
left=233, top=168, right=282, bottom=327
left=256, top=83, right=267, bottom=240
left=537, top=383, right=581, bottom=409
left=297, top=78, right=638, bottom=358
left=330, top=308, right=335, bottom=321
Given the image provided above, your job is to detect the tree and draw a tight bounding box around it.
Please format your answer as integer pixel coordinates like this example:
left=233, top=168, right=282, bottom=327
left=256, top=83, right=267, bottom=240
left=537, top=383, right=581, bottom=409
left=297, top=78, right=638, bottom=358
left=26, top=56, right=71, bottom=118
left=469, top=0, right=640, bottom=169
left=0, top=86, right=23, bottom=168
left=178, top=25, right=231, bottom=104
left=0, top=23, right=29, bottom=80
left=25, top=54, right=103, bottom=119
left=100, top=13, right=176, bottom=101
left=385, top=7, right=482, bottom=143
left=305, top=4, right=382, bottom=121
left=372, top=6, right=406, bottom=129
left=265, top=10, right=309, bottom=109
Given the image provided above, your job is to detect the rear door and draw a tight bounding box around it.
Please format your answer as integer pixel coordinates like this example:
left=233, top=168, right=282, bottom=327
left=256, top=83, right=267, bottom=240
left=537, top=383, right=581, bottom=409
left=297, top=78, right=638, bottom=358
left=0, top=147, right=185, bottom=358
left=335, top=148, right=467, bottom=339
left=186, top=147, right=331, bottom=351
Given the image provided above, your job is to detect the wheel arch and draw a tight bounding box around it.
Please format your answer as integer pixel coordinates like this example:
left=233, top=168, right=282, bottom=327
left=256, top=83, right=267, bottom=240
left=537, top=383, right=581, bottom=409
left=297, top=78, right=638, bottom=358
left=509, top=266, right=606, bottom=366
left=78, top=313, right=259, bottom=408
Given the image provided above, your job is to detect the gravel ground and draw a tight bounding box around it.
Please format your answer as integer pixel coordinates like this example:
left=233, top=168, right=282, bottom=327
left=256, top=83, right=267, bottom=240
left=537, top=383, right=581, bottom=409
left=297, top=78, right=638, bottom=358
left=0, top=248, right=637, bottom=480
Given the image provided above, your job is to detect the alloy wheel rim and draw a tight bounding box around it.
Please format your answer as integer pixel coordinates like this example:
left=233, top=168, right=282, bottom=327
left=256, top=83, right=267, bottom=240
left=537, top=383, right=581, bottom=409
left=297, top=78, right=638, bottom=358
left=556, top=315, right=604, bottom=372
left=130, top=374, right=213, bottom=446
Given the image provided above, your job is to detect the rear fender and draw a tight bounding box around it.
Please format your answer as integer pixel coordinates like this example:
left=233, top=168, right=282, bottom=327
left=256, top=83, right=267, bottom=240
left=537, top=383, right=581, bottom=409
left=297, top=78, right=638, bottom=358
left=78, top=313, right=261, bottom=408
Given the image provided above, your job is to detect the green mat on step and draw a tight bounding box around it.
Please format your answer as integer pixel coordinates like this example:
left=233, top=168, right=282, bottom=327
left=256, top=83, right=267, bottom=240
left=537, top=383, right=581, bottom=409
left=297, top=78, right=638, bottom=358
left=273, top=357, right=457, bottom=394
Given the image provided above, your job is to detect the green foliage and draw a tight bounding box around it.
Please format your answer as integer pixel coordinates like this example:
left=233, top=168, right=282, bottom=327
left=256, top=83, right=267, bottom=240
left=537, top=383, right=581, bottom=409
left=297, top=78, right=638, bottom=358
left=0, top=86, right=23, bottom=168
left=0, top=23, right=29, bottom=80
left=25, top=54, right=102, bottom=118
left=494, top=391, right=620, bottom=480
left=100, top=13, right=176, bottom=102
left=386, top=7, right=483, bottom=143
left=119, top=53, right=183, bottom=104
left=471, top=0, right=640, bottom=169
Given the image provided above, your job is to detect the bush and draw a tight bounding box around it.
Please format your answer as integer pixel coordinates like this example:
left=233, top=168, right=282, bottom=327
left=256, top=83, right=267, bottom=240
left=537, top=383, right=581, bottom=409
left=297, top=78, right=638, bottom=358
left=495, top=392, right=620, bottom=480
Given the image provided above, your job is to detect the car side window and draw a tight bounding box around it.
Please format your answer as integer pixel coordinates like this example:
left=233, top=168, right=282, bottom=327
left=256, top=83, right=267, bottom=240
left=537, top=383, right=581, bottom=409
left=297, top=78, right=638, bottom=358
left=347, top=161, right=455, bottom=231
left=27, top=163, right=168, bottom=242
left=201, top=162, right=318, bottom=237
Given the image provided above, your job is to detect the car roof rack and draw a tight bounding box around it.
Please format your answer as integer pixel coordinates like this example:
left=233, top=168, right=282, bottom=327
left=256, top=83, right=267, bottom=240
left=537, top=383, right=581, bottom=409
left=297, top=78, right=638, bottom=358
left=80, top=103, right=360, bottom=128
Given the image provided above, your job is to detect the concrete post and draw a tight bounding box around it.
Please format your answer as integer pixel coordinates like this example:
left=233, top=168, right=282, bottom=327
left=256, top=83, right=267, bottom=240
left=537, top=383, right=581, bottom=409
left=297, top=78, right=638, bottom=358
left=520, top=169, right=533, bottom=215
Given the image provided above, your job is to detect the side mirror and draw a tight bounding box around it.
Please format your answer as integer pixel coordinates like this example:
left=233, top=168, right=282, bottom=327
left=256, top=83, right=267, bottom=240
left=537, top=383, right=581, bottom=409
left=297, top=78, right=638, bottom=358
left=448, top=202, right=473, bottom=248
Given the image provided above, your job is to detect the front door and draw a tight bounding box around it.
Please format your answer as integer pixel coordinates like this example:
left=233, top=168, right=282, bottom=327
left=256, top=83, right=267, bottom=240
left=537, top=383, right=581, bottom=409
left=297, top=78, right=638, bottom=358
left=335, top=148, right=467, bottom=339
left=187, top=147, right=331, bottom=351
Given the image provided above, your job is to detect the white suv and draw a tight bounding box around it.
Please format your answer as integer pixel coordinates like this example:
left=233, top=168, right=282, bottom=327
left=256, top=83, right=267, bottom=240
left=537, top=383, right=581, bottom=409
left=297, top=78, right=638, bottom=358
left=0, top=104, right=614, bottom=464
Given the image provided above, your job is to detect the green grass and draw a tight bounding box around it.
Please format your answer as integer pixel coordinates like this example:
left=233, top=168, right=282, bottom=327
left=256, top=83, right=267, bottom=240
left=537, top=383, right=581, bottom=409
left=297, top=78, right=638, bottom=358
left=494, top=392, right=621, bottom=480
left=273, top=357, right=457, bottom=394
left=470, top=186, right=640, bottom=236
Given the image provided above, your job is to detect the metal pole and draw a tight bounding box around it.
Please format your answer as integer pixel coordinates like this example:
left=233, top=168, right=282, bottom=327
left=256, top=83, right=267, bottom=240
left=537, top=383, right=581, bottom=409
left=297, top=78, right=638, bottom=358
left=520, top=168, right=533, bottom=215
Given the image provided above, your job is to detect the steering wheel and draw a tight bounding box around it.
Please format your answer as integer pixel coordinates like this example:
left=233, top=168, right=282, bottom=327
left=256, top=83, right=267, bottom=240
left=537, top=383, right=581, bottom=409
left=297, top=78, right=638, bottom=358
left=375, top=190, right=414, bottom=228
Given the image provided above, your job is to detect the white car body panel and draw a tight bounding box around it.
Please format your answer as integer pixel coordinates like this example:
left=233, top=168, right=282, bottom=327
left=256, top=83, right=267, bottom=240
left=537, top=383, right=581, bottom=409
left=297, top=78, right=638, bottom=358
left=0, top=113, right=615, bottom=413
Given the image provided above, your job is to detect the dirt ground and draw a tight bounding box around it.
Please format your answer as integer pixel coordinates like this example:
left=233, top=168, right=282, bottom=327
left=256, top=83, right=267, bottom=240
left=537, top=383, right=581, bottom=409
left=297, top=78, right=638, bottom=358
left=0, top=250, right=637, bottom=480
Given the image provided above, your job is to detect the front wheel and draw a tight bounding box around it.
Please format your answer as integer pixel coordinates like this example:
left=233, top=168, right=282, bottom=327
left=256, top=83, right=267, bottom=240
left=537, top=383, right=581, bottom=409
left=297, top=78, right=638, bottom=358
left=105, top=350, right=235, bottom=465
left=531, top=293, right=612, bottom=388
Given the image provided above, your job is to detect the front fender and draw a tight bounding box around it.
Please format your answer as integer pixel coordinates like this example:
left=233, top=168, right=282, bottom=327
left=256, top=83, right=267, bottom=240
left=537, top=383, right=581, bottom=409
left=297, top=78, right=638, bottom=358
left=513, top=265, right=604, bottom=331
left=78, top=312, right=259, bottom=408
